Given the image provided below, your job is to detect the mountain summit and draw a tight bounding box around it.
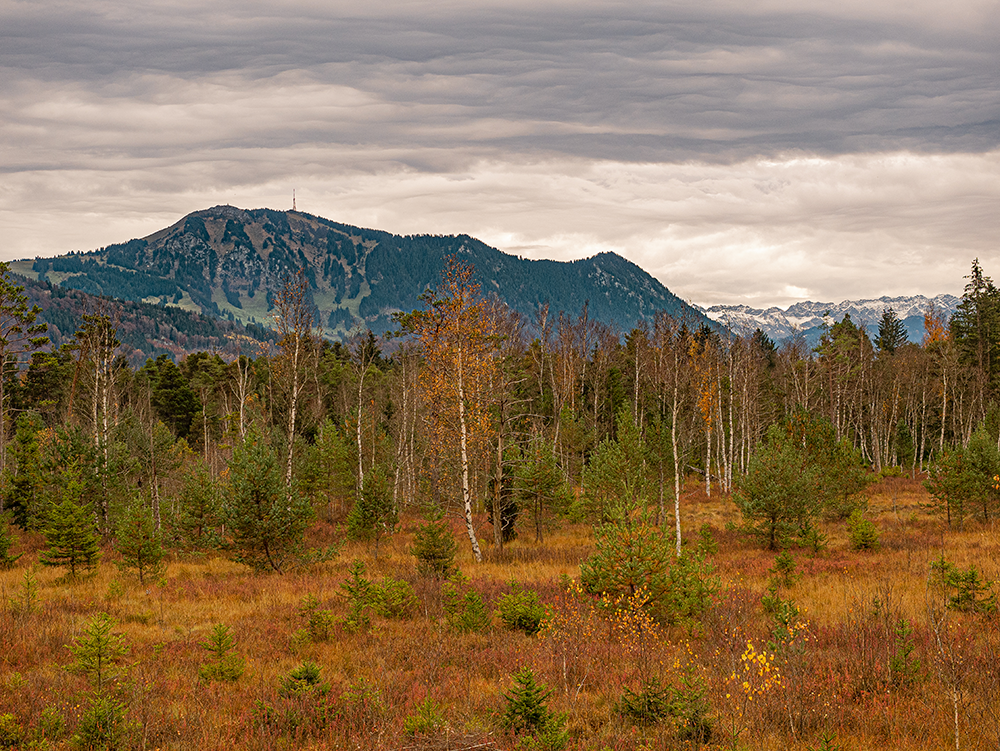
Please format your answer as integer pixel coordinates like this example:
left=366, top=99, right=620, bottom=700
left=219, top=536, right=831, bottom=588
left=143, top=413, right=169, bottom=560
left=16, top=205, right=711, bottom=338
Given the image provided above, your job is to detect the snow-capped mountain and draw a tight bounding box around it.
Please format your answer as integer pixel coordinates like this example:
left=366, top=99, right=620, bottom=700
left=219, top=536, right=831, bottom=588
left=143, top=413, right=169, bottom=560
left=703, top=294, right=961, bottom=345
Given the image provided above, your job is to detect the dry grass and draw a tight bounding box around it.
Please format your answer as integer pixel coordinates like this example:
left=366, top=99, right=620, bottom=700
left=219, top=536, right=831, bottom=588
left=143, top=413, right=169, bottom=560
left=3, top=477, right=1000, bottom=750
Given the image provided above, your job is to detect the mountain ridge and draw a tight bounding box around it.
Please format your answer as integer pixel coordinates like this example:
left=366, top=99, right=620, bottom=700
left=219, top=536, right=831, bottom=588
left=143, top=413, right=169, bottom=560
left=13, top=205, right=715, bottom=339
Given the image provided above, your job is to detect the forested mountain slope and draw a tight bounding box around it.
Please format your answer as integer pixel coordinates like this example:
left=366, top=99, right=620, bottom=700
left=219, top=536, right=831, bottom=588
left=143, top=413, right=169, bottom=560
left=17, top=276, right=275, bottom=368
left=13, top=205, right=714, bottom=339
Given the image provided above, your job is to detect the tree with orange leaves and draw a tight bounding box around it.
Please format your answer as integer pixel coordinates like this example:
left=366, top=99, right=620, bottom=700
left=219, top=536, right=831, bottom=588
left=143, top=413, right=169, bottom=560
left=398, top=256, right=499, bottom=562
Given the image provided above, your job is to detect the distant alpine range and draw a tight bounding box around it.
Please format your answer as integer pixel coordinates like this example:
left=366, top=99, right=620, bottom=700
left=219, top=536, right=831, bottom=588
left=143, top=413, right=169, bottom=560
left=702, top=296, right=961, bottom=346
left=11, top=205, right=957, bottom=351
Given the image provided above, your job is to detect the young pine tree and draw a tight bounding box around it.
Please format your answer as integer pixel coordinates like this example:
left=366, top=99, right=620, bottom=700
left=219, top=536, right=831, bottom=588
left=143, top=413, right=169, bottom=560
left=67, top=612, right=129, bottom=694
left=223, top=426, right=312, bottom=573
left=411, top=508, right=459, bottom=579
left=346, top=464, right=397, bottom=555
left=39, top=471, right=101, bottom=577
left=177, top=462, right=222, bottom=549
left=515, top=435, right=569, bottom=543
left=114, top=496, right=165, bottom=585
left=0, top=518, right=20, bottom=568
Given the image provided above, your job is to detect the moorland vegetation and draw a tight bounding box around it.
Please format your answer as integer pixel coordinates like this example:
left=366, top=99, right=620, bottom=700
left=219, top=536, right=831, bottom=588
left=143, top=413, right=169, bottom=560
left=2, top=258, right=1000, bottom=750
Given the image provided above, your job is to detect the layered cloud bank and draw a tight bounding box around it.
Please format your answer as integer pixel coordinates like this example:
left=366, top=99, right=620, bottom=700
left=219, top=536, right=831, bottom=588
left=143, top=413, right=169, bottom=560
left=3, top=0, right=998, bottom=307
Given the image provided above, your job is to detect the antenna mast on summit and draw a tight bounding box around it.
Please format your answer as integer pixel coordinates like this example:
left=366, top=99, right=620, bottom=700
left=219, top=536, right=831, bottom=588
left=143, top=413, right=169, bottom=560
left=292, top=189, right=296, bottom=212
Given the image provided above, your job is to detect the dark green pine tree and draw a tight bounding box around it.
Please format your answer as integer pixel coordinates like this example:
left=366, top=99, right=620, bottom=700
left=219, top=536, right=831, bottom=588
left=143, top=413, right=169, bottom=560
left=410, top=507, right=459, bottom=579
left=515, top=435, right=569, bottom=543
left=0, top=262, right=49, bottom=475
left=875, top=306, right=908, bottom=354
left=2, top=412, right=46, bottom=529
left=0, top=517, right=20, bottom=568
left=223, top=426, right=312, bottom=573
left=142, top=354, right=201, bottom=439
left=39, top=470, right=101, bottom=577
left=114, top=496, right=165, bottom=585
left=177, top=462, right=222, bottom=549
left=951, top=259, right=1000, bottom=394
left=346, top=463, right=397, bottom=555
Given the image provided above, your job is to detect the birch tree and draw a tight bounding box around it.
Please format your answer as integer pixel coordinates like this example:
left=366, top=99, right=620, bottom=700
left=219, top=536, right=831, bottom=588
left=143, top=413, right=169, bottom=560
left=272, top=271, right=315, bottom=489
left=398, top=256, right=499, bottom=563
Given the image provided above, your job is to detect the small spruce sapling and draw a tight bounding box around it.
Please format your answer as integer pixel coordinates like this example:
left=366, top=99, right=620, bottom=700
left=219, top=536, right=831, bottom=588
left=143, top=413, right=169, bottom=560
left=500, top=668, right=568, bottom=750
left=442, top=574, right=491, bottom=633
left=198, top=624, right=245, bottom=682
left=495, top=583, right=548, bottom=635
left=346, top=464, right=397, bottom=555
left=39, top=473, right=101, bottom=577
left=411, top=507, right=458, bottom=579
left=341, top=560, right=374, bottom=632
left=67, top=612, right=129, bottom=694
left=0, top=518, right=20, bottom=568
left=279, top=661, right=330, bottom=697
left=114, top=496, right=165, bottom=585
left=846, top=509, right=880, bottom=551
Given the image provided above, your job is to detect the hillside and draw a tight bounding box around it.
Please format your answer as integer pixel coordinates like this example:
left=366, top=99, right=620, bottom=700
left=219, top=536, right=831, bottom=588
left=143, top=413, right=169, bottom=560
left=13, top=205, right=714, bottom=339
left=17, top=276, right=275, bottom=368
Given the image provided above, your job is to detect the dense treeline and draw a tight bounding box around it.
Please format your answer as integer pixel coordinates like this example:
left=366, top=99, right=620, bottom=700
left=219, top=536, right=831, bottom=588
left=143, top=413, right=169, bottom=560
left=3, top=256, right=1000, bottom=566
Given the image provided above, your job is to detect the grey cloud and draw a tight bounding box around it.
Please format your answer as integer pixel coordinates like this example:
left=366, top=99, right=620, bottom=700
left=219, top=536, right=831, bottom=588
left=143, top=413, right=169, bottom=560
left=2, top=1, right=999, bottom=307
left=3, top=2, right=998, bottom=165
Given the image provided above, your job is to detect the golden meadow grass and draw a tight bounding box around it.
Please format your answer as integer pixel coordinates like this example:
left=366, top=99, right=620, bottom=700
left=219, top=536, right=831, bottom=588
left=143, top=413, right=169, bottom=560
left=2, top=475, right=1000, bottom=750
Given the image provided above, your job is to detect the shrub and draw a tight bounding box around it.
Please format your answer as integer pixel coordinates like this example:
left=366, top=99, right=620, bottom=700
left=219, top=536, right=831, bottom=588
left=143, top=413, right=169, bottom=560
left=0, top=521, right=20, bottom=569
left=617, top=677, right=673, bottom=725
left=297, top=594, right=335, bottom=641
left=0, top=714, right=24, bottom=749
left=696, top=523, right=718, bottom=555
left=495, top=584, right=547, bottom=635
left=888, top=618, right=922, bottom=687
left=67, top=612, right=129, bottom=694
left=39, top=705, right=65, bottom=741
left=9, top=568, right=38, bottom=617
left=580, top=508, right=718, bottom=626
left=673, top=667, right=713, bottom=744
left=931, top=555, right=997, bottom=613
left=500, top=668, right=568, bottom=750
left=846, top=510, right=880, bottom=551
left=340, top=560, right=374, bottom=632
left=346, top=464, right=397, bottom=551
left=769, top=550, right=800, bottom=587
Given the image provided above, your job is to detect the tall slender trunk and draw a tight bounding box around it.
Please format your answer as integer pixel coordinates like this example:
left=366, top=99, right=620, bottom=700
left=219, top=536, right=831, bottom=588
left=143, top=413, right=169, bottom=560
left=457, top=347, right=482, bottom=562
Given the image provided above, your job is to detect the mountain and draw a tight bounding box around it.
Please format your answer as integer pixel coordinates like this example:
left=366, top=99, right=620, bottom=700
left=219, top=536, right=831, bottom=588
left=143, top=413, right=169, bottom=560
left=17, top=276, right=276, bottom=368
left=703, top=294, right=962, bottom=346
left=13, top=205, right=715, bottom=339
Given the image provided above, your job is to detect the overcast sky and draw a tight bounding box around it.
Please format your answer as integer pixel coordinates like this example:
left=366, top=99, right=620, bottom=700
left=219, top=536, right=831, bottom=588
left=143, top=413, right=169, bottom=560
left=2, top=0, right=998, bottom=308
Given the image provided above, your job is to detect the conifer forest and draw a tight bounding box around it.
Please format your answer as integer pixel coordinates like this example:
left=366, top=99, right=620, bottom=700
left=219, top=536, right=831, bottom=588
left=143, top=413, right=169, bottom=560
left=3, top=257, right=1000, bottom=750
